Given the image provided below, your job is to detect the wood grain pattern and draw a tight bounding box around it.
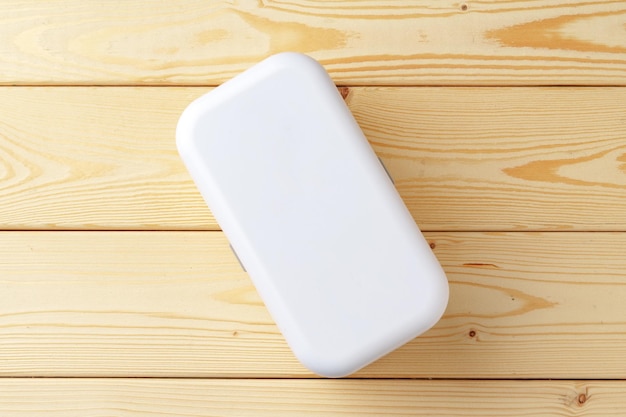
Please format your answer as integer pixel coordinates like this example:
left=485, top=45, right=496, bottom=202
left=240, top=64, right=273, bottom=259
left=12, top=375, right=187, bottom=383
left=1, top=1, right=626, bottom=85
left=0, top=87, right=213, bottom=230
left=0, top=379, right=618, bottom=416
left=3, top=1, right=624, bottom=413
left=2, top=230, right=626, bottom=378
left=2, top=87, right=626, bottom=231
left=352, top=86, right=626, bottom=231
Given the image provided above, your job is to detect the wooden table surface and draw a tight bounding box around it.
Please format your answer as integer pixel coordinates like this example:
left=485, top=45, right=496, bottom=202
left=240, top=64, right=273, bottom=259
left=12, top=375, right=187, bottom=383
left=2, top=1, right=626, bottom=415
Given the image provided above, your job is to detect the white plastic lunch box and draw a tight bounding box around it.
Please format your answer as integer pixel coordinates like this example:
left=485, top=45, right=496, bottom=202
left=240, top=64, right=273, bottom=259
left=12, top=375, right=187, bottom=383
left=176, top=52, right=448, bottom=377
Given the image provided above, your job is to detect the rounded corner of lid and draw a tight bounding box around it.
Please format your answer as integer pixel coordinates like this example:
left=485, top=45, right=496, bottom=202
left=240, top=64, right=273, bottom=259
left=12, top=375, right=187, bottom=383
left=175, top=110, right=196, bottom=157
left=175, top=93, right=215, bottom=158
left=264, top=51, right=318, bottom=67
left=286, top=335, right=365, bottom=378
left=420, top=271, right=450, bottom=329
left=261, top=52, right=330, bottom=80
left=296, top=351, right=361, bottom=379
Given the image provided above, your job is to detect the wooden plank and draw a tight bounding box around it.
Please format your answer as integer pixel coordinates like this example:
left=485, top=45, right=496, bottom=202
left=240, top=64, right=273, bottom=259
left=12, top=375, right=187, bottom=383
left=352, top=86, right=626, bottom=231
left=1, top=1, right=626, bottom=85
left=0, top=378, right=619, bottom=416
left=0, top=87, right=213, bottom=230
left=2, top=230, right=626, bottom=378
left=2, top=87, right=626, bottom=231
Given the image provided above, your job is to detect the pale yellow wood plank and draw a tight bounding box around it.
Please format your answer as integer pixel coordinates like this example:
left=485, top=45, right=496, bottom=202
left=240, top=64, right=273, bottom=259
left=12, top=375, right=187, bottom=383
left=2, top=231, right=626, bottom=378
left=0, top=378, right=618, bottom=416
left=2, top=1, right=626, bottom=85
left=0, top=87, right=213, bottom=230
left=352, top=86, right=626, bottom=231
left=2, top=87, right=626, bottom=231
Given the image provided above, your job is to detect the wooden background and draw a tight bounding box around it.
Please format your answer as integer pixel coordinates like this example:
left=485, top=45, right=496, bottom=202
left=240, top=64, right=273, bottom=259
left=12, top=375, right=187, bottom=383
left=2, top=1, right=626, bottom=415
